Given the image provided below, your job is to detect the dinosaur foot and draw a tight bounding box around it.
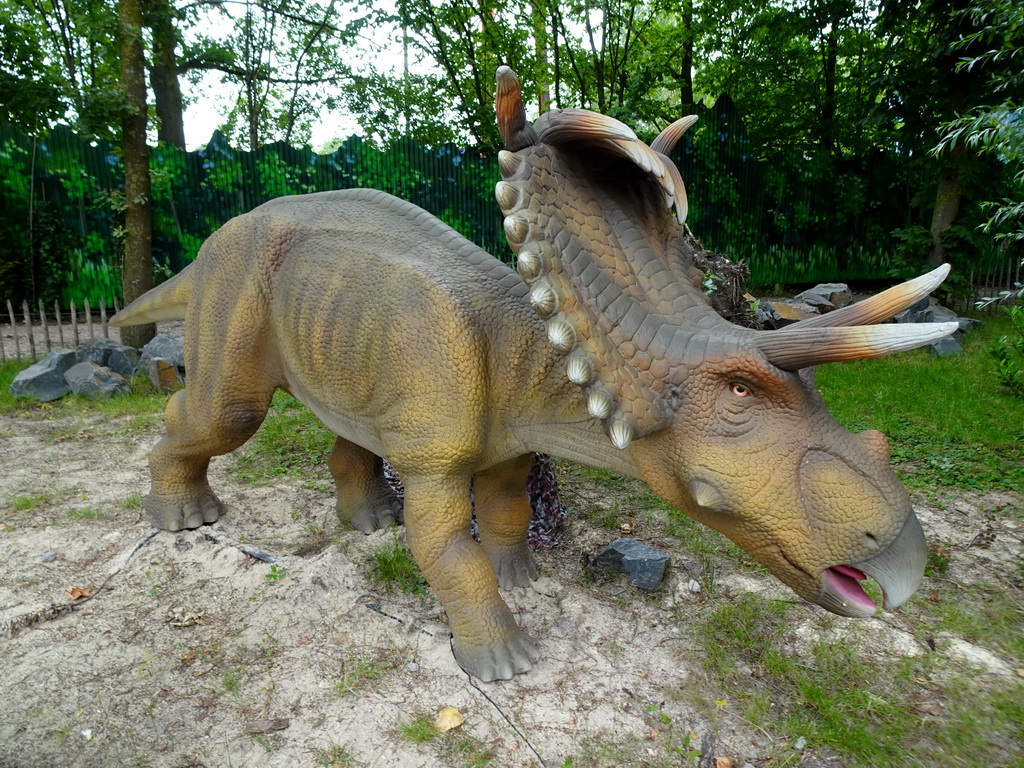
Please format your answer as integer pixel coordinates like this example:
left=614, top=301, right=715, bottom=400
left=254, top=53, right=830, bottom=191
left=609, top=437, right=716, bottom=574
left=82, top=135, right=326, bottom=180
left=346, top=498, right=404, bottom=533
left=490, top=544, right=539, bottom=590
left=144, top=492, right=224, bottom=532
left=452, top=627, right=541, bottom=682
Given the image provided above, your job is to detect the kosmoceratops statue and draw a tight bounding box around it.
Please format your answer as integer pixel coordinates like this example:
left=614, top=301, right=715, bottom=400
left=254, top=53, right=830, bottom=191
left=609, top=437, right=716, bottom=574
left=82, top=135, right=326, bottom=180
left=111, top=67, right=957, bottom=682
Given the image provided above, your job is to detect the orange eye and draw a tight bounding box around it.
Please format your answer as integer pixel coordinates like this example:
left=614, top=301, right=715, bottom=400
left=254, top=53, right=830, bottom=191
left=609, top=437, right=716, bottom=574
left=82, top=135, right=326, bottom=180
left=730, top=383, right=750, bottom=397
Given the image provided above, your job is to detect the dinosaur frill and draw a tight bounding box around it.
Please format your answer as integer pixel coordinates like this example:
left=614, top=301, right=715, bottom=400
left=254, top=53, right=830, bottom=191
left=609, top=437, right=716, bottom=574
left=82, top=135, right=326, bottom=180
left=494, top=66, right=956, bottom=450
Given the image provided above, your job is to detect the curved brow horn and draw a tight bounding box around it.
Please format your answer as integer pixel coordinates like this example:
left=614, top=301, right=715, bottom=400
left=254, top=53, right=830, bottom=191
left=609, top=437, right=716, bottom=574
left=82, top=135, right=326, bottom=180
left=788, top=264, right=951, bottom=329
left=496, top=66, right=538, bottom=151
left=756, top=322, right=959, bottom=371
left=651, top=115, right=699, bottom=155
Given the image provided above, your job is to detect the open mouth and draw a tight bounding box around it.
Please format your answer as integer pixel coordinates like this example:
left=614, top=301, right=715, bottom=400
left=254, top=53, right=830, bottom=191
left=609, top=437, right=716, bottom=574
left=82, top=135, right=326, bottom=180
left=821, top=564, right=877, bottom=617
left=815, top=513, right=928, bottom=619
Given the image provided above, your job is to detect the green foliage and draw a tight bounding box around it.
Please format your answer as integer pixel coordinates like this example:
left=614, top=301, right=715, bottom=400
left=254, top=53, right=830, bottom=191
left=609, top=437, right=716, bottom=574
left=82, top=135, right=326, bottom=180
left=991, top=304, right=1024, bottom=398
left=228, top=392, right=334, bottom=486
left=367, top=533, right=430, bottom=598
left=816, top=314, right=1024, bottom=493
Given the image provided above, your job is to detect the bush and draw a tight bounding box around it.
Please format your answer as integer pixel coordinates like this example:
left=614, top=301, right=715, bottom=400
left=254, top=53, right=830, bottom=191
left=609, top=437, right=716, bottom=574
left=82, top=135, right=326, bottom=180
left=991, top=304, right=1024, bottom=399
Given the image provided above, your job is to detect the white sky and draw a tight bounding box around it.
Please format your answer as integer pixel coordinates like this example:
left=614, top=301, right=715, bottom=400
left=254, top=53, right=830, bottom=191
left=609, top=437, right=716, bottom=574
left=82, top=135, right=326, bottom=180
left=177, top=0, right=406, bottom=152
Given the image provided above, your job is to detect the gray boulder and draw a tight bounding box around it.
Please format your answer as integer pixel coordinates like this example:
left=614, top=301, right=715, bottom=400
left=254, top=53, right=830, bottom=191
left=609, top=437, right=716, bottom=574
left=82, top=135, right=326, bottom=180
left=77, top=338, right=140, bottom=377
left=929, top=335, right=964, bottom=357
left=589, top=538, right=670, bottom=590
left=107, top=346, right=141, bottom=377
left=141, top=334, right=185, bottom=369
left=8, top=349, right=77, bottom=402
left=145, top=358, right=184, bottom=393
left=64, top=361, right=131, bottom=399
left=794, top=282, right=852, bottom=312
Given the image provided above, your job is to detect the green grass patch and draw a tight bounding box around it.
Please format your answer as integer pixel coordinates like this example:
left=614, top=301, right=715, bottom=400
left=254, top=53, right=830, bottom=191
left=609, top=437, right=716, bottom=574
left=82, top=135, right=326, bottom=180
left=229, top=392, right=334, bottom=487
left=397, top=714, right=441, bottom=744
left=333, top=647, right=401, bottom=697
left=367, top=533, right=430, bottom=598
left=816, top=313, right=1024, bottom=493
left=687, top=592, right=1022, bottom=767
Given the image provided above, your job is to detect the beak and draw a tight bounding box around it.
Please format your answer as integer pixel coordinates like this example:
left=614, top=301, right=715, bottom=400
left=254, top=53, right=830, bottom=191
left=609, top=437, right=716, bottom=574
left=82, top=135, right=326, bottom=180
left=816, top=512, right=927, bottom=618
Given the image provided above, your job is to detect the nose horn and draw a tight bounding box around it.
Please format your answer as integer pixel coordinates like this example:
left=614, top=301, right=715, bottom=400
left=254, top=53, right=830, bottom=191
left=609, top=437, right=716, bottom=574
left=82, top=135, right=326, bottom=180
left=858, top=429, right=891, bottom=464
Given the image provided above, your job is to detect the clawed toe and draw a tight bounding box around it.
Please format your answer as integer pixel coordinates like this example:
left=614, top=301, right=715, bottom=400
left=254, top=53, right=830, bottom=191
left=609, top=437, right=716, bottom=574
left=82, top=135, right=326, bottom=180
left=145, top=493, right=224, bottom=531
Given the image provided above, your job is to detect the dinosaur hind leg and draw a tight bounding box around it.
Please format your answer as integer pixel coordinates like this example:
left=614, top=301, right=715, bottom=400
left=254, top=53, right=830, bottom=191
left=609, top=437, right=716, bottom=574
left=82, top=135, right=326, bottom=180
left=474, top=454, right=538, bottom=590
left=328, top=437, right=403, bottom=533
left=145, top=385, right=273, bottom=531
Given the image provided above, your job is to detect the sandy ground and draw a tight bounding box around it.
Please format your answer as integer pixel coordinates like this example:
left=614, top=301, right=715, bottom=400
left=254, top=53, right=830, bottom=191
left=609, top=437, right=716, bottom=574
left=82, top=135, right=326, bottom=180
left=0, top=321, right=1021, bottom=767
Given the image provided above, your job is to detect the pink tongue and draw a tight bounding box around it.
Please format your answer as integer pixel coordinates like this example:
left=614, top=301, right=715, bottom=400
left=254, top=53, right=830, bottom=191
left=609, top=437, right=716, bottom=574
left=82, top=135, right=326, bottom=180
left=832, top=564, right=867, bottom=580
left=826, top=566, right=876, bottom=612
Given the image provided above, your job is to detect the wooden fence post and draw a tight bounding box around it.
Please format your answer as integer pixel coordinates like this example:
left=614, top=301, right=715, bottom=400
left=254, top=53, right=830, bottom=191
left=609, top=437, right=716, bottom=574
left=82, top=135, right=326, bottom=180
left=38, top=299, right=51, bottom=353
left=85, top=298, right=93, bottom=339
left=71, top=299, right=80, bottom=347
left=6, top=300, right=20, bottom=359
left=22, top=301, right=36, bottom=360
left=101, top=298, right=108, bottom=339
left=54, top=300, right=65, bottom=348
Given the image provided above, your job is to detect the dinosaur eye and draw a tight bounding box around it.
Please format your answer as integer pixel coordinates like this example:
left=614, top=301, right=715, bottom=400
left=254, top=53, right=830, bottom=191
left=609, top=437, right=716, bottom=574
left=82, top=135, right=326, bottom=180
left=730, top=382, right=751, bottom=398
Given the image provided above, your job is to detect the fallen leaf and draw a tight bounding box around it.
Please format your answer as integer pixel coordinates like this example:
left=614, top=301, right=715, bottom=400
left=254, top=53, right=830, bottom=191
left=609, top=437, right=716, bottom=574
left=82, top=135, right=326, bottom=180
left=434, top=706, right=464, bottom=732
left=1016, top=668, right=1024, bottom=679
left=714, top=758, right=733, bottom=768
left=66, top=587, right=93, bottom=600
left=297, top=634, right=312, bottom=645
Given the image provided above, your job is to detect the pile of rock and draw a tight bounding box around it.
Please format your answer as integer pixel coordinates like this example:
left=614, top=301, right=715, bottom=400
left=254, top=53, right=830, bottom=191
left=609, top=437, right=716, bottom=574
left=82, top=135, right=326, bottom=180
left=754, top=282, right=980, bottom=355
left=8, top=334, right=186, bottom=402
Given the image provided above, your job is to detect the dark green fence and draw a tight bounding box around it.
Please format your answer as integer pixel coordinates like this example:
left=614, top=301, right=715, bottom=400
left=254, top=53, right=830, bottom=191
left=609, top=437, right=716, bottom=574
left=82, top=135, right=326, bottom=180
left=1, top=99, right=1019, bottom=308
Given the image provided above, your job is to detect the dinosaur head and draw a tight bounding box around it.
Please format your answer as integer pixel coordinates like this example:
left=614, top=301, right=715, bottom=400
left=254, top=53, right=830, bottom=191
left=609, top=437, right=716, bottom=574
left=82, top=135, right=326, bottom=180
left=495, top=67, right=950, bottom=617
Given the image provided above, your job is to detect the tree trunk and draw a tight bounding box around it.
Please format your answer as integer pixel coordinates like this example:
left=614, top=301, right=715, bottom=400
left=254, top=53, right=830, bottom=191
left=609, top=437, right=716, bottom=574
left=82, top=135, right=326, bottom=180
left=929, top=143, right=966, bottom=266
left=680, top=0, right=694, bottom=112
left=148, top=0, right=186, bottom=149
left=119, top=0, right=156, bottom=348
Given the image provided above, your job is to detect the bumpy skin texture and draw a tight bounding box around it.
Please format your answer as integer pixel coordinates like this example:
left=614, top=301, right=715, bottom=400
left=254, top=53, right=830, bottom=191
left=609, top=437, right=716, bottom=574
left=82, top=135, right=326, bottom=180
left=112, top=69, right=952, bottom=681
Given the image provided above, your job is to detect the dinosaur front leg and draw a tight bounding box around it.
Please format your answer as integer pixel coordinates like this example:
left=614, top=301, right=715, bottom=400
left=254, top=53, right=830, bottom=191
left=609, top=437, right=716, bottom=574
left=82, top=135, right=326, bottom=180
left=402, top=473, right=541, bottom=681
left=474, top=455, right=538, bottom=590
left=146, top=388, right=270, bottom=531
left=328, top=437, right=403, bottom=533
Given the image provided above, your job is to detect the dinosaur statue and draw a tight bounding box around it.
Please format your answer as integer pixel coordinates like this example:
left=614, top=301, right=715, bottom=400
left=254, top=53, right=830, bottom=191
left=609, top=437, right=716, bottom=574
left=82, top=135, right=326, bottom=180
left=111, top=66, right=956, bottom=683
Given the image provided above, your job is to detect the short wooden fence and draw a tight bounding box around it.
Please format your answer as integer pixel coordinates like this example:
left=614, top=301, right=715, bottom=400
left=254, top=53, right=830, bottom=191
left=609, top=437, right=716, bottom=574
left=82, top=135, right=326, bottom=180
left=1, top=298, right=120, bottom=363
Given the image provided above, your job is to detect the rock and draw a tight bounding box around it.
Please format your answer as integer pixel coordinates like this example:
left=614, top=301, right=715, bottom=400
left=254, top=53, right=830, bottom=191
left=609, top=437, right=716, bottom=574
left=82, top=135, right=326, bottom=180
left=756, top=299, right=819, bottom=327
left=106, top=346, right=141, bottom=377
left=589, top=538, right=670, bottom=590
left=146, top=358, right=184, bottom=393
left=141, top=334, right=185, bottom=369
left=8, top=349, right=77, bottom=402
left=929, top=335, right=963, bottom=356
left=794, top=282, right=852, bottom=312
left=64, top=361, right=130, bottom=399
left=958, top=316, right=983, bottom=333
left=76, top=338, right=120, bottom=365
left=41, top=553, right=57, bottom=563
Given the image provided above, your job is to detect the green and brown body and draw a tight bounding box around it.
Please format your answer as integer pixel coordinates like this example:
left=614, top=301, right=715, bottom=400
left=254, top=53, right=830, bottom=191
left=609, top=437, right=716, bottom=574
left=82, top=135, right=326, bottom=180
left=112, top=68, right=956, bottom=682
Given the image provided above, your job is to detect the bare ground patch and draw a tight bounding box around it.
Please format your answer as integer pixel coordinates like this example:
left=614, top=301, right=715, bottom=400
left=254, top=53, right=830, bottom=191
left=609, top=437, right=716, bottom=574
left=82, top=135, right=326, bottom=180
left=0, top=409, right=1021, bottom=768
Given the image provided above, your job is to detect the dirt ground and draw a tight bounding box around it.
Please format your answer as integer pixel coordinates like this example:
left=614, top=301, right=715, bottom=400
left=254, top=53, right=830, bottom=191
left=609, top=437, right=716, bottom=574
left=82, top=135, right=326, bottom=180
left=0, top=324, right=1021, bottom=767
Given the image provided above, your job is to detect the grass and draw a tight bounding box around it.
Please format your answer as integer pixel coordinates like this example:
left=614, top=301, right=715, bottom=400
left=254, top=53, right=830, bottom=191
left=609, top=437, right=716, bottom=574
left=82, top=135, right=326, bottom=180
left=682, top=591, right=1023, bottom=768
left=229, top=392, right=334, bottom=489
left=816, top=312, right=1024, bottom=494
left=367, top=532, right=430, bottom=598
left=333, top=647, right=401, bottom=697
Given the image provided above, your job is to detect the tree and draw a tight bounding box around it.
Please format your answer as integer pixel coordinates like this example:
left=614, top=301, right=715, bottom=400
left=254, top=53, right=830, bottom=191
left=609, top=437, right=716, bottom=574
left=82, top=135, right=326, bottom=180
left=934, top=0, right=1024, bottom=253
left=119, top=0, right=156, bottom=347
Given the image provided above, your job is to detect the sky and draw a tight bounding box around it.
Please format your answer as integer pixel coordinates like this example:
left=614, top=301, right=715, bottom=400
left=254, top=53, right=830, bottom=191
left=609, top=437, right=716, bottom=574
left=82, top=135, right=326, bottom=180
left=177, top=0, right=403, bottom=152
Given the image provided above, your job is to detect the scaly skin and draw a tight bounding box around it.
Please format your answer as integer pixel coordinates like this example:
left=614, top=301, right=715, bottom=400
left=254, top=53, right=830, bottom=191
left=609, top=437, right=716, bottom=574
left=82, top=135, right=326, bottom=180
left=111, top=69, right=953, bottom=681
